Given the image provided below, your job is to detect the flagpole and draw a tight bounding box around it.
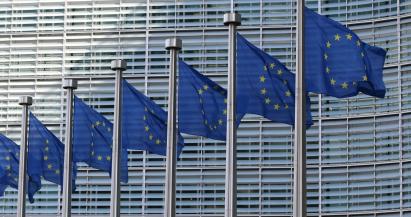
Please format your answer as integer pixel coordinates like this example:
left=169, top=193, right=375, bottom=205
left=17, top=96, right=32, bottom=217
left=164, top=37, right=181, bottom=217
left=223, top=12, right=241, bottom=217
left=293, top=0, right=307, bottom=217
left=62, top=79, right=78, bottom=217
left=110, top=59, right=127, bottom=217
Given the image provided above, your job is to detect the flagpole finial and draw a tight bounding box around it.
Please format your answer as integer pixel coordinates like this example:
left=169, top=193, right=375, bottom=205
left=165, top=38, right=182, bottom=50
left=111, top=60, right=127, bottom=72
left=224, top=13, right=241, bottom=26
left=18, top=96, right=32, bottom=106
left=63, top=79, right=78, bottom=90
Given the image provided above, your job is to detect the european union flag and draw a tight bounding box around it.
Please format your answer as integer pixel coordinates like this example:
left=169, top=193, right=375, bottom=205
left=305, top=7, right=387, bottom=98
left=28, top=113, right=75, bottom=202
left=73, top=96, right=128, bottom=182
left=237, top=33, right=313, bottom=126
left=178, top=60, right=244, bottom=140
left=122, top=79, right=184, bottom=156
left=0, top=134, right=19, bottom=196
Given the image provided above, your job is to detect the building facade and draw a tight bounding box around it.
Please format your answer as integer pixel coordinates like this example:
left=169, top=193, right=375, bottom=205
left=0, top=0, right=409, bottom=216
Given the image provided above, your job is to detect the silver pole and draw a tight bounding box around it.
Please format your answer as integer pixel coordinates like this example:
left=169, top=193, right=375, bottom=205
left=109, top=59, right=127, bottom=217
left=62, top=79, right=78, bottom=217
left=293, top=1, right=307, bottom=217
left=223, top=13, right=241, bottom=217
left=17, top=96, right=32, bottom=217
left=164, top=37, right=182, bottom=217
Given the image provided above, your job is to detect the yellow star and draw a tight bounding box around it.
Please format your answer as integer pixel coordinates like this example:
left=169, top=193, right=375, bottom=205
left=201, top=110, right=205, bottom=115
left=346, top=34, right=352, bottom=40
left=199, top=98, right=203, bottom=104
left=265, top=98, right=271, bottom=104
left=143, top=115, right=147, bottom=120
left=44, top=146, right=49, bottom=152
left=324, top=53, right=328, bottom=60
left=102, top=122, right=105, bottom=127
left=334, top=34, right=341, bottom=41
left=55, top=170, right=60, bottom=174
left=277, top=69, right=283, bottom=75
left=48, top=164, right=52, bottom=169
left=6, top=165, right=10, bottom=170
left=45, top=139, right=49, bottom=144
left=223, top=109, right=227, bottom=115
left=204, top=120, right=208, bottom=125
left=274, top=104, right=280, bottom=110
left=149, top=134, right=153, bottom=140
left=198, top=89, right=203, bottom=95
left=353, top=81, right=357, bottom=86
left=341, top=82, right=348, bottom=89
left=224, top=98, right=227, bottom=104
left=214, top=125, right=217, bottom=129
left=43, top=156, right=48, bottom=161
left=285, top=90, right=291, bottom=97
left=91, top=151, right=94, bottom=156
left=218, top=119, right=223, bottom=125
left=203, top=85, right=209, bottom=90
left=326, top=67, right=330, bottom=73
left=270, top=63, right=275, bottom=69
left=361, top=52, right=364, bottom=57
left=263, top=65, right=267, bottom=71
left=155, top=139, right=161, bottom=145
left=97, top=156, right=102, bottom=160
left=107, top=127, right=111, bottom=132
left=106, top=156, right=111, bottom=161
left=326, top=41, right=331, bottom=48
left=363, top=75, right=368, bottom=81
left=260, top=75, right=266, bottom=82
left=356, top=40, right=361, bottom=47
left=284, top=104, right=289, bottom=109
left=5, top=156, right=10, bottom=161
left=95, top=121, right=101, bottom=126
left=7, top=173, right=11, bottom=177
left=145, top=126, right=150, bottom=132
left=260, top=88, right=267, bottom=95
left=330, top=78, right=336, bottom=85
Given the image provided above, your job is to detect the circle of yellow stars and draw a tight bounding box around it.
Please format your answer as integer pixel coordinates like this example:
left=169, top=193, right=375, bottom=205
left=324, top=33, right=368, bottom=89
left=197, top=84, right=227, bottom=132
left=261, top=63, right=291, bottom=110
left=143, top=108, right=166, bottom=145
left=90, top=120, right=112, bottom=162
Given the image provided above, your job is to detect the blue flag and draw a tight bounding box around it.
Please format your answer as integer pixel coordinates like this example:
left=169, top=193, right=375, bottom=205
left=305, top=7, right=387, bottom=98
left=73, top=96, right=128, bottom=182
left=122, top=79, right=184, bottom=156
left=28, top=113, right=76, bottom=203
left=0, top=134, right=19, bottom=196
left=178, top=60, right=244, bottom=140
left=237, top=33, right=313, bottom=126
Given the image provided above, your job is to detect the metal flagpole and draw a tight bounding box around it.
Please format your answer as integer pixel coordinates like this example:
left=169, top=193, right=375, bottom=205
left=62, top=79, right=78, bottom=217
left=110, top=59, right=127, bottom=217
left=223, top=12, right=241, bottom=217
left=293, top=0, right=307, bottom=217
left=164, top=37, right=181, bottom=217
left=17, top=96, right=33, bottom=217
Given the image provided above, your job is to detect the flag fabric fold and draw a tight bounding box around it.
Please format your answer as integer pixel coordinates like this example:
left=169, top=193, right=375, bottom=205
left=305, top=7, right=387, bottom=98
left=122, top=79, right=184, bottom=156
left=73, top=96, right=128, bottom=183
left=0, top=134, right=19, bottom=196
left=28, top=113, right=76, bottom=203
left=237, top=33, right=313, bottom=126
left=178, top=60, right=244, bottom=140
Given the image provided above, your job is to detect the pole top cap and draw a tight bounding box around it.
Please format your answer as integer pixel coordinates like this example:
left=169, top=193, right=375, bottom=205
left=224, top=13, right=241, bottom=26
left=19, top=96, right=32, bottom=106
left=62, top=79, right=78, bottom=89
left=165, top=38, right=182, bottom=50
left=111, top=60, right=127, bottom=71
